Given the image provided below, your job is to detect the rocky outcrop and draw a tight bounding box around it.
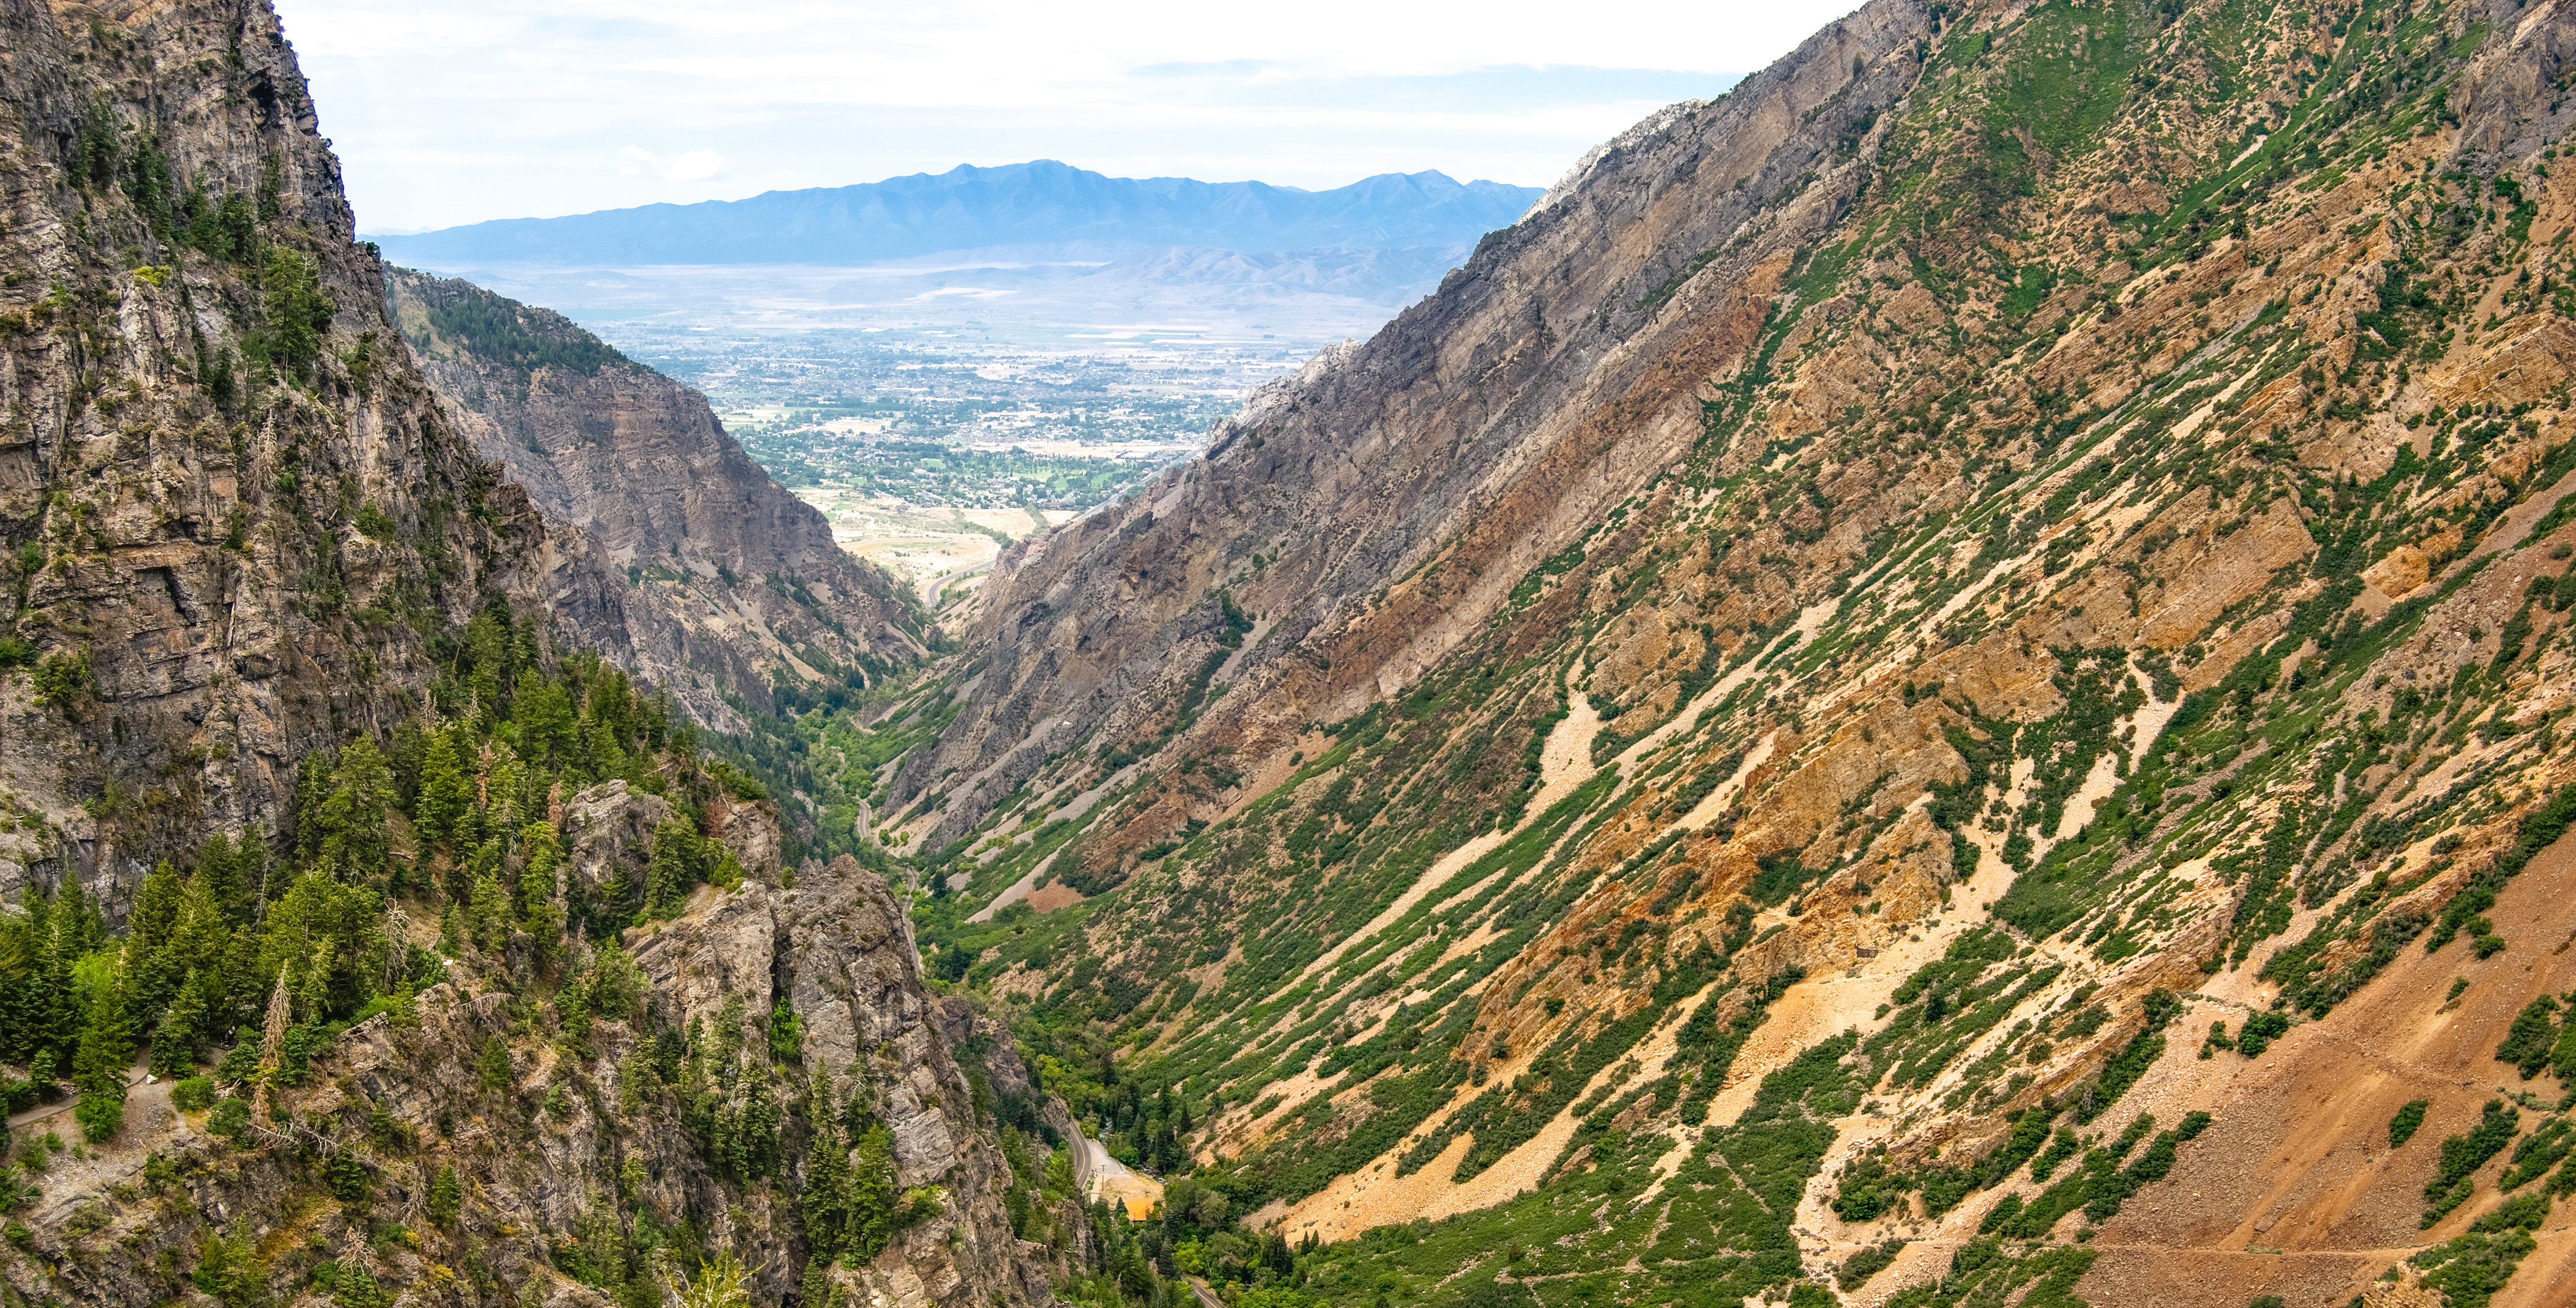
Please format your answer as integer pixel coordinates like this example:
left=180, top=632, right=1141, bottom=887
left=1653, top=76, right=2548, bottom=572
left=628, top=854, right=1049, bottom=1307
left=557, top=778, right=678, bottom=909
left=0, top=6, right=1050, bottom=1307
left=387, top=270, right=924, bottom=729
left=0, top=854, right=1051, bottom=1308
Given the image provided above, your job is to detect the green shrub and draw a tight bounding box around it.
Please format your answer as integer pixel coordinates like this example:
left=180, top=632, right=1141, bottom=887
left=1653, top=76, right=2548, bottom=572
left=208, top=1095, right=250, bottom=1137
left=2501, top=1119, right=2573, bottom=1191
left=192, top=1227, right=264, bottom=1307
left=2411, top=1191, right=2552, bottom=1307
left=2235, top=1011, right=2291, bottom=1058
left=32, top=649, right=95, bottom=712
left=2424, top=1101, right=2519, bottom=1226
left=1838, top=1238, right=1904, bottom=1289
left=74, top=1088, right=124, bottom=1142
left=323, top=1149, right=370, bottom=1203
left=171, top=1076, right=217, bottom=1113
left=2495, top=997, right=2561, bottom=1078
left=2389, top=1099, right=2429, bottom=1147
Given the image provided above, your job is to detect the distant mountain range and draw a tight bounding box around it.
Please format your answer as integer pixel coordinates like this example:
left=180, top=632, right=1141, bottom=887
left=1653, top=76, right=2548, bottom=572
left=369, top=160, right=1545, bottom=267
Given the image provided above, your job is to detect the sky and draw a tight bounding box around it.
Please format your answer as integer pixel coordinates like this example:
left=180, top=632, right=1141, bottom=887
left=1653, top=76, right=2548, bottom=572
left=272, top=0, right=1866, bottom=234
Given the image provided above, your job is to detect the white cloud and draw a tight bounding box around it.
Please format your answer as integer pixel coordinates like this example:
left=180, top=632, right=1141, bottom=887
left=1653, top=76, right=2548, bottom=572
left=662, top=148, right=725, bottom=181
left=276, top=0, right=1864, bottom=231
left=621, top=146, right=726, bottom=181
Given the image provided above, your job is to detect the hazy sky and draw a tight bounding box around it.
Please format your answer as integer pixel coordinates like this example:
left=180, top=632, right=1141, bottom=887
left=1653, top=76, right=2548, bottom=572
left=274, top=0, right=1864, bottom=234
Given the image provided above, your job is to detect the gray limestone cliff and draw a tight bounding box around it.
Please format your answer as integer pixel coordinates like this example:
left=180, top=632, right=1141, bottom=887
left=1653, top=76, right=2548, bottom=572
left=0, top=0, right=544, bottom=909
left=386, top=269, right=925, bottom=731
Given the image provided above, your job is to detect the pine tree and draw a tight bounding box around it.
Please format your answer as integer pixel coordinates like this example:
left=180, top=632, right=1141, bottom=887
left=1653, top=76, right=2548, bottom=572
left=469, top=867, right=511, bottom=952
left=152, top=969, right=208, bottom=1078
left=416, top=727, right=472, bottom=852
left=465, top=610, right=509, bottom=721
left=0, top=887, right=50, bottom=1064
left=293, top=937, right=333, bottom=1022
left=292, top=751, right=334, bottom=864
left=129, top=861, right=183, bottom=950
left=587, top=717, right=631, bottom=784
left=166, top=874, right=233, bottom=997
left=848, top=1122, right=897, bottom=1259
left=320, top=739, right=395, bottom=878
left=516, top=681, right=578, bottom=773
left=518, top=818, right=562, bottom=929
left=196, top=833, right=243, bottom=923
left=16, top=884, right=80, bottom=1079
left=800, top=1256, right=841, bottom=1308
left=801, top=1094, right=850, bottom=1254
left=645, top=813, right=702, bottom=920
left=71, top=959, right=133, bottom=1141
left=429, top=1164, right=461, bottom=1228
left=476, top=1035, right=513, bottom=1093
left=234, top=826, right=272, bottom=919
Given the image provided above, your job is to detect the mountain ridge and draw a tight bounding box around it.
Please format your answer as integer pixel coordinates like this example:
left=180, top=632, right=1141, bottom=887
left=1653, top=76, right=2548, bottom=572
left=13, top=0, right=2576, bottom=1304
left=370, top=159, right=1545, bottom=268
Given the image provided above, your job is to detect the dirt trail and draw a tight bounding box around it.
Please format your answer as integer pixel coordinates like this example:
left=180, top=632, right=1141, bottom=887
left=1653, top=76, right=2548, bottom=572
left=6, top=1062, right=152, bottom=1135
left=12, top=1064, right=179, bottom=1228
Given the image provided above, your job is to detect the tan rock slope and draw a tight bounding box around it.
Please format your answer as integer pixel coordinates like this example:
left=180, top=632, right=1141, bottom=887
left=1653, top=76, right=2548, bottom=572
left=896, top=0, right=2576, bottom=1302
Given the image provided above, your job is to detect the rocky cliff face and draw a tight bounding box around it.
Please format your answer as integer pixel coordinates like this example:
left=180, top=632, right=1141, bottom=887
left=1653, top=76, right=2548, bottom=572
left=0, top=0, right=544, bottom=909
left=386, top=269, right=924, bottom=731
left=0, top=5, right=1058, bottom=1307
left=898, top=0, right=2576, bottom=1303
